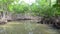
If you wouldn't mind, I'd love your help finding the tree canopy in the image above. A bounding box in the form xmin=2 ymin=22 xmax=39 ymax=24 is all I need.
xmin=0 ymin=0 xmax=60 ymax=17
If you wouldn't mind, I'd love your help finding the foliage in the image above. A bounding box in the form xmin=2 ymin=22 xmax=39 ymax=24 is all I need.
xmin=0 ymin=0 xmax=60 ymax=17
xmin=31 ymin=0 xmax=59 ymax=17
xmin=52 ymin=0 xmax=60 ymax=16
xmin=12 ymin=4 xmax=29 ymax=13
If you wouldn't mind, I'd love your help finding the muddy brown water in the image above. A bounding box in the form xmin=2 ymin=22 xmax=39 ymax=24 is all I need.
xmin=23 ymin=20 xmax=60 ymax=33
xmin=0 ymin=20 xmax=60 ymax=34
xmin=13 ymin=20 xmax=60 ymax=34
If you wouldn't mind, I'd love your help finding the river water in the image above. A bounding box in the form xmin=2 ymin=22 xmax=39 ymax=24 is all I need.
xmin=14 ymin=20 xmax=60 ymax=34
xmin=0 ymin=20 xmax=60 ymax=34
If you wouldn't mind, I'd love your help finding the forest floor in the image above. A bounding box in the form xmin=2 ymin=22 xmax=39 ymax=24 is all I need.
xmin=0 ymin=21 xmax=60 ymax=34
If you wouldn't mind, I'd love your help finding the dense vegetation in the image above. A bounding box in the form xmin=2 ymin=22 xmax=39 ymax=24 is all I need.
xmin=0 ymin=0 xmax=59 ymax=16
xmin=0 ymin=0 xmax=60 ymax=27
xmin=0 ymin=0 xmax=60 ymax=34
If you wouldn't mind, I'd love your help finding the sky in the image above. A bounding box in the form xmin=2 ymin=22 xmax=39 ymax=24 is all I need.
xmin=12 ymin=0 xmax=36 ymax=5
xmin=12 ymin=0 xmax=56 ymax=5
xmin=18 ymin=0 xmax=36 ymax=5
xmin=24 ymin=0 xmax=36 ymax=5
